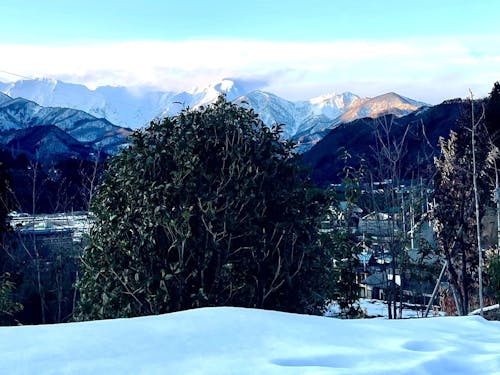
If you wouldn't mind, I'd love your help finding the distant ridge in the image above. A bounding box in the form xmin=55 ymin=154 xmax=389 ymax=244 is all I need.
xmin=302 ymin=100 xmax=465 ymax=186
xmin=0 ymin=94 xmax=131 ymax=162
xmin=1 ymin=78 xmax=428 ymax=147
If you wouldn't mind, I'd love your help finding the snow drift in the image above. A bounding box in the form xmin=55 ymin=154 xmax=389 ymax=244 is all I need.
xmin=0 ymin=307 xmax=498 ymax=374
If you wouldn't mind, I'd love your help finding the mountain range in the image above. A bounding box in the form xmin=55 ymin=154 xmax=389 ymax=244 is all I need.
xmin=0 ymin=92 xmax=131 ymax=162
xmin=0 ymin=78 xmax=465 ymax=213
xmin=0 ymin=78 xmax=427 ymax=151
xmin=302 ymin=99 xmax=465 ymax=186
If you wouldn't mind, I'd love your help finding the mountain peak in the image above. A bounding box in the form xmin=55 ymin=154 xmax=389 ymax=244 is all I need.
xmin=214 ymin=78 xmax=238 ymax=93
xmin=309 ymin=91 xmax=359 ymax=104
xmin=368 ymin=92 xmax=428 ymax=108
xmin=191 ymin=78 xmax=250 ymax=107
xmin=337 ymin=92 xmax=427 ymax=125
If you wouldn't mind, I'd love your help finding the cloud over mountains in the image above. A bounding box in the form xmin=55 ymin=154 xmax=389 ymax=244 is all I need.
xmin=1 ymin=35 xmax=498 ymax=103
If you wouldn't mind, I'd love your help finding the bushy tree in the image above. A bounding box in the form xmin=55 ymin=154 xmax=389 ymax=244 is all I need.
xmin=320 ymin=230 xmax=361 ymax=318
xmin=76 ymin=97 xmax=331 ymax=320
xmin=320 ymin=161 xmax=363 ymax=318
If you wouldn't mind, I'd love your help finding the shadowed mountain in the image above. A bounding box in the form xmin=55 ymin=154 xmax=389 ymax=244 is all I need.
xmin=302 ymin=100 xmax=466 ymax=186
xmin=0 ymin=94 xmax=131 ymax=156
xmin=4 ymin=125 xmax=96 ymax=164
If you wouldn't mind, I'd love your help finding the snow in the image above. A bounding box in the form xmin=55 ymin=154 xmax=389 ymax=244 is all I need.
xmin=324 ymin=299 xmax=445 ymax=319
xmin=469 ymin=304 xmax=500 ymax=316
xmin=0 ymin=307 xmax=498 ymax=374
xmin=0 ymin=78 xmax=426 ymax=142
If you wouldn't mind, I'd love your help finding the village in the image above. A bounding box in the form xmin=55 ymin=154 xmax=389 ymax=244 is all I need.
xmin=7 ymin=179 xmax=496 ymax=320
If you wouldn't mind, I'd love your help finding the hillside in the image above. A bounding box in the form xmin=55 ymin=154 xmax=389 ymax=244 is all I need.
xmin=4 ymin=125 xmax=95 ymax=163
xmin=0 ymin=93 xmax=131 ymax=157
xmin=302 ymin=100 xmax=466 ymax=186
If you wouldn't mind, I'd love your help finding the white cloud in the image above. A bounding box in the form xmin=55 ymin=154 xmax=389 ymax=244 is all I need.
xmin=0 ymin=36 xmax=498 ymax=102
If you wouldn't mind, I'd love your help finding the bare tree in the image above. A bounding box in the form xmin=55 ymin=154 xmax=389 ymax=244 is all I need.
xmin=433 ymin=101 xmax=491 ymax=315
xmin=367 ymin=116 xmax=409 ymax=319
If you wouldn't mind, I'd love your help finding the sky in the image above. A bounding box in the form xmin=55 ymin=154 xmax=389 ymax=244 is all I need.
xmin=0 ymin=0 xmax=499 ymax=103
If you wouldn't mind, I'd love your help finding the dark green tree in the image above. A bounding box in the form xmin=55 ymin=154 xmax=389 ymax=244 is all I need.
xmin=485 ymin=81 xmax=500 ymax=147
xmin=0 ymin=160 xmax=23 ymax=325
xmin=76 ymin=96 xmax=331 ymax=320
xmin=486 ymin=255 xmax=500 ymax=303
xmin=320 ymin=230 xmax=361 ymax=318
xmin=0 ymin=160 xmax=9 ymax=239
xmin=0 ymin=273 xmax=23 ymax=325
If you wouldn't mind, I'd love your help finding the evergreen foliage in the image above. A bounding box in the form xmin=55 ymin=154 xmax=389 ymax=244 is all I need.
xmin=0 ymin=160 xmax=9 ymax=237
xmin=320 ymin=230 xmax=361 ymax=317
xmin=485 ymin=81 xmax=500 ymax=147
xmin=486 ymin=255 xmax=500 ymax=303
xmin=0 ymin=273 xmax=23 ymax=325
xmin=319 ymin=158 xmax=363 ymax=319
xmin=0 ymin=164 xmax=22 ymax=325
xmin=76 ymin=97 xmax=331 ymax=320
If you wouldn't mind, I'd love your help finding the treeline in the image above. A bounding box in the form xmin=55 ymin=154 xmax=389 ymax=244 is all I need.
xmin=0 ymin=148 xmax=104 ymax=214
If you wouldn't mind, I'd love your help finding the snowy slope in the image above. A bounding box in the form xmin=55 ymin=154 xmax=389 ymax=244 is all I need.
xmin=1 ymin=78 xmax=427 ymax=146
xmin=1 ymin=78 xmax=176 ymax=129
xmin=0 ymin=307 xmax=498 ymax=375
xmin=234 ymin=91 xmax=307 ymax=138
xmin=0 ymin=92 xmax=11 ymax=105
xmin=234 ymin=91 xmax=363 ymax=139
xmin=338 ymin=92 xmax=428 ymax=124
xmin=293 ymin=92 xmax=429 ymax=151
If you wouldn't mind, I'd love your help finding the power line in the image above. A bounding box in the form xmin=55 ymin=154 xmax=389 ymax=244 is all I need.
xmin=0 ymin=69 xmax=33 ymax=80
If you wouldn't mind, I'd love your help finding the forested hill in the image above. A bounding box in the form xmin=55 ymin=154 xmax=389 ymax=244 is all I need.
xmin=301 ymin=99 xmax=470 ymax=186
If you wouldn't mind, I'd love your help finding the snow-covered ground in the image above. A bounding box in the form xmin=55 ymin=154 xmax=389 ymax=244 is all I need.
xmin=1 ymin=307 xmax=498 ymax=374
xmin=324 ymin=298 xmax=445 ymax=319
xmin=359 ymin=298 xmax=424 ymax=318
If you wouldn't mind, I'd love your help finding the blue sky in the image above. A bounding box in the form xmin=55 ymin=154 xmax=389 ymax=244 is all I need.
xmin=0 ymin=0 xmax=499 ymax=102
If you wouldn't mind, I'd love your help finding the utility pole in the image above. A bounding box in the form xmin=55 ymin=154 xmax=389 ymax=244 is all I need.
xmin=470 ymin=90 xmax=484 ymax=317
xmin=495 ymin=163 xmax=500 ymax=252
xmin=424 ymin=260 xmax=448 ymax=317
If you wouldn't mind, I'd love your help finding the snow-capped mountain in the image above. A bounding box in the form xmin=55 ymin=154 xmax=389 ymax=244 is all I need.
xmin=302 ymin=99 xmax=466 ymax=186
xmin=337 ymin=92 xmax=428 ymax=124
xmin=191 ymin=78 xmax=249 ymax=107
xmin=309 ymin=91 xmax=362 ymax=118
xmin=234 ymin=91 xmax=364 ymax=139
xmin=0 ymin=78 xmax=176 ymax=129
xmin=0 ymin=93 xmax=131 ymax=155
xmin=293 ymin=92 xmax=428 ymax=151
xmin=0 ymin=78 xmax=427 ymax=149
